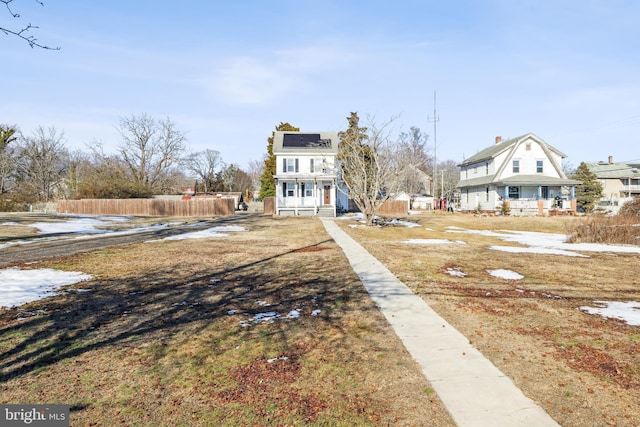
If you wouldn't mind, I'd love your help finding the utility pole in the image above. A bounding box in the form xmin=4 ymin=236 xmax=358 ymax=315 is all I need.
xmin=427 ymin=91 xmax=439 ymax=198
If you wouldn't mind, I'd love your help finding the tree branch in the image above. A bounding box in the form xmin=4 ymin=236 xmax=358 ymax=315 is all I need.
xmin=1 ymin=0 xmax=60 ymax=50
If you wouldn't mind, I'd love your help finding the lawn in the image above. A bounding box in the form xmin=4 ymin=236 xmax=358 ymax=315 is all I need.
xmin=0 ymin=215 xmax=453 ymax=426
xmin=336 ymin=212 xmax=640 ymax=427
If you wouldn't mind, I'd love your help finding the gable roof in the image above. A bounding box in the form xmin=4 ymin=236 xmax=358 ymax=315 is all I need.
xmin=459 ymin=133 xmax=567 ymax=167
xmin=457 ymin=133 xmax=579 ymax=188
xmin=586 ymin=161 xmax=640 ymax=178
xmin=273 ymin=131 xmax=338 ymax=155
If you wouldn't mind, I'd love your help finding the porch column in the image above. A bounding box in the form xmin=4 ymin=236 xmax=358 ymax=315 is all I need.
xmin=570 ymin=185 xmax=577 ymax=214
xmin=537 ymin=185 xmax=542 ymax=200
xmin=294 ymin=180 xmax=299 ymax=215
xmin=504 ymin=185 xmax=510 ymax=200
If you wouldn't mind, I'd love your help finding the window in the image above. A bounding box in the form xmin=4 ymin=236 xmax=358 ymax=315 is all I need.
xmin=536 ymin=160 xmax=543 ymax=173
xmin=282 ymin=182 xmax=294 ymax=197
xmin=283 ymin=158 xmax=299 ymax=173
xmin=485 ymin=163 xmax=489 ymax=175
xmin=512 ymin=160 xmax=520 ymax=173
xmin=305 ymin=183 xmax=313 ymax=197
xmin=508 ymin=186 xmax=520 ymax=199
xmin=526 ymin=143 xmax=531 ymax=151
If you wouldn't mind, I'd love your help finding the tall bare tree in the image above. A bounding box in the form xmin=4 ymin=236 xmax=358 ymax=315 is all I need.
xmin=0 ymin=143 xmax=14 ymax=193
xmin=116 ymin=114 xmax=187 ymax=193
xmin=15 ymin=126 xmax=68 ymax=201
xmin=1 ymin=0 xmax=60 ymax=49
xmin=338 ymin=112 xmax=402 ymax=226
xmin=395 ymin=126 xmax=432 ymax=194
xmin=184 ymin=149 xmax=223 ymax=193
xmin=0 ymin=124 xmax=18 ymax=193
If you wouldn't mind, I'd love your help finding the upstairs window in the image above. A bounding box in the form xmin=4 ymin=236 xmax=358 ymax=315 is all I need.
xmin=536 ymin=160 xmax=543 ymax=173
xmin=512 ymin=160 xmax=520 ymax=173
xmin=283 ymin=158 xmax=299 ymax=173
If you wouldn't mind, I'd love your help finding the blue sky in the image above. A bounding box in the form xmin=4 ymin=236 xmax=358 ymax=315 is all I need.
xmin=2 ymin=0 xmax=639 ymax=170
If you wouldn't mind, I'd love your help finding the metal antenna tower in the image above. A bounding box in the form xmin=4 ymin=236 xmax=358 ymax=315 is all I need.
xmin=426 ymin=91 xmax=440 ymax=198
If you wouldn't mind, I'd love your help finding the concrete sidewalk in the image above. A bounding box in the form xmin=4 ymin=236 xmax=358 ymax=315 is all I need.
xmin=322 ymin=219 xmax=560 ymax=427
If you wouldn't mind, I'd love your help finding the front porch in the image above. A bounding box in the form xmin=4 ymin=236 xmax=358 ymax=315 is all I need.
xmin=505 ymin=198 xmax=577 ymax=216
xmin=274 ymin=177 xmax=338 ymax=217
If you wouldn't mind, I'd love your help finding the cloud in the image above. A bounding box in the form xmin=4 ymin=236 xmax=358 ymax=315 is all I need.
xmin=201 ymin=44 xmax=359 ymax=106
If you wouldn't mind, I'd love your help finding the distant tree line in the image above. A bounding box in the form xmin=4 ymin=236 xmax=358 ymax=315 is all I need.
xmin=0 ymin=115 xmax=260 ymax=211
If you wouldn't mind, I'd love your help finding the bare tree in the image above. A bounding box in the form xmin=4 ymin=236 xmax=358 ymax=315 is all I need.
xmin=183 ymin=149 xmax=223 ymax=193
xmin=15 ymin=126 xmax=68 ymax=201
xmin=395 ymin=126 xmax=432 ymax=194
xmin=338 ymin=112 xmax=402 ymax=226
xmin=246 ymin=157 xmax=264 ymax=198
xmin=116 ymin=114 xmax=187 ymax=193
xmin=0 ymin=124 xmax=18 ymax=193
xmin=0 ymin=144 xmax=15 ymax=193
xmin=1 ymin=0 xmax=59 ymax=50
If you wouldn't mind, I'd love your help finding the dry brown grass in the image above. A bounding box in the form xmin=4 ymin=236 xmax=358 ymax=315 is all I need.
xmin=567 ymin=214 xmax=640 ymax=245
xmin=0 ymin=215 xmax=453 ymax=426
xmin=339 ymin=211 xmax=640 ymax=427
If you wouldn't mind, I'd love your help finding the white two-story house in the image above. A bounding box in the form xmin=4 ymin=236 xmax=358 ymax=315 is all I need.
xmin=272 ymin=131 xmax=349 ymax=217
xmin=457 ymin=133 xmax=581 ymax=216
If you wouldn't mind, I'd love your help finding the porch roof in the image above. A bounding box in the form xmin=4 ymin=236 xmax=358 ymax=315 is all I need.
xmin=274 ymin=174 xmax=336 ymax=180
xmin=498 ymin=175 xmax=581 ymax=186
xmin=457 ymin=174 xmax=581 ymax=189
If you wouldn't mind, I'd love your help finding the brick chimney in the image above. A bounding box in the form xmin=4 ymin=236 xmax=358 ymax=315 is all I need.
xmin=608 ymin=155 xmax=613 ymax=164
xmin=495 ymin=136 xmax=502 ymax=145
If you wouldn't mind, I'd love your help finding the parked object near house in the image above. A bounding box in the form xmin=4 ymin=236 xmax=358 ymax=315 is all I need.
xmin=586 ymin=156 xmax=640 ymax=214
xmin=272 ymin=131 xmax=348 ymax=217
xmin=457 ymin=134 xmax=581 ymax=216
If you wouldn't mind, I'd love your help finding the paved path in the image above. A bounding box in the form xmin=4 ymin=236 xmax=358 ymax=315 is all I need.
xmin=322 ymin=219 xmax=560 ymax=427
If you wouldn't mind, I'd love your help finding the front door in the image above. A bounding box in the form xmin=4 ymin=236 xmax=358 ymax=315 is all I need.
xmin=323 ymin=185 xmax=331 ymax=205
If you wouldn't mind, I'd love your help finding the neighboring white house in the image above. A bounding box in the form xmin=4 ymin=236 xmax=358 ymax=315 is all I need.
xmin=457 ymin=134 xmax=581 ymax=216
xmin=586 ymin=156 xmax=639 ymax=214
xmin=272 ymin=131 xmax=349 ymax=217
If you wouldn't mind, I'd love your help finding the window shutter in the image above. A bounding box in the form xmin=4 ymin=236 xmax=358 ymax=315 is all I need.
xmin=295 ymin=158 xmax=299 ymax=172
xmin=282 ymin=182 xmax=287 ymax=197
xmin=283 ymin=158 xmax=286 ymax=173
xmin=310 ymin=158 xmax=314 ymax=173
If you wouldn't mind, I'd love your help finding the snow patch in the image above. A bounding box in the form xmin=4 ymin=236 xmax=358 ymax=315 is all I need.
xmin=579 ymin=301 xmax=640 ymax=326
xmin=0 ymin=267 xmax=93 ymax=308
xmin=487 ymin=269 xmax=524 ymax=280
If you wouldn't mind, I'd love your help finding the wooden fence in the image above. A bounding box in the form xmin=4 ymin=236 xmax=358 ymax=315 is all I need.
xmin=263 ymin=197 xmax=275 ymax=215
xmin=347 ymin=199 xmax=409 ymax=217
xmin=58 ymin=198 xmax=235 ymax=217
xmin=377 ymin=199 xmax=409 ymax=216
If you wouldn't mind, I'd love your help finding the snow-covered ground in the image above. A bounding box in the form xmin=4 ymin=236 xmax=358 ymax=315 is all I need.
xmin=0 ymin=215 xmax=245 ymax=309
